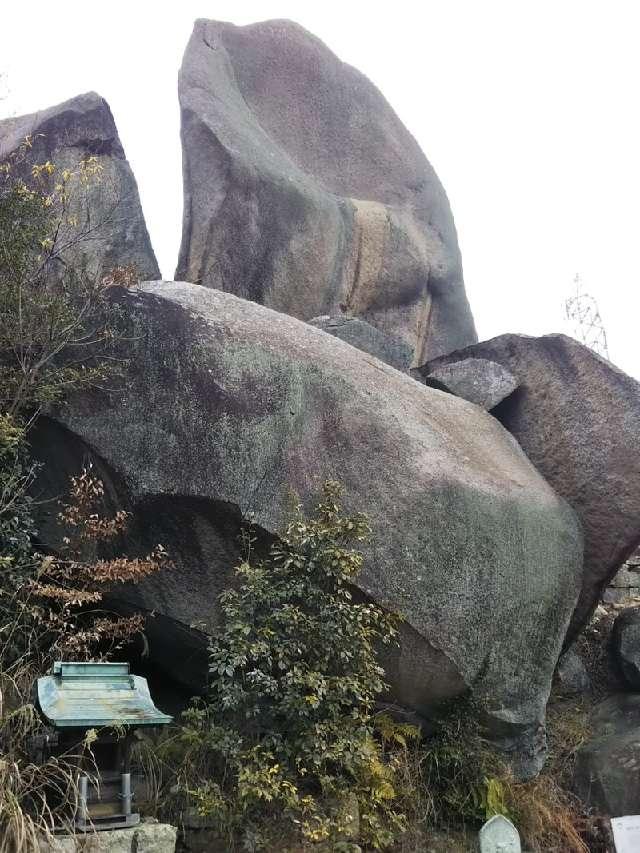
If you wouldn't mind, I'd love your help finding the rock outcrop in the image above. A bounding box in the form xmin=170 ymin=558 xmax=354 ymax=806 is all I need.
xmin=555 ymin=647 xmax=591 ymax=696
xmin=418 ymin=334 xmax=640 ymax=640
xmin=0 ymin=92 xmax=160 ymax=281
xmin=176 ymin=19 xmax=477 ymax=366
xmin=574 ymin=694 xmax=640 ymax=816
xmin=35 ymin=281 xmax=582 ymax=777
xmin=611 ymin=607 xmax=640 ymax=689
xmin=603 ymin=549 xmax=640 ymax=604
xmin=309 ymin=316 xmax=413 ymax=371
xmin=421 ymin=357 xmax=519 ymax=411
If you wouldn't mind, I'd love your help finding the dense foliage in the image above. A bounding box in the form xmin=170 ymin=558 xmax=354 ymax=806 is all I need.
xmin=173 ymin=482 xmax=415 ymax=850
xmin=0 ymin=140 xmax=151 ymax=675
xmin=0 ymin=141 xmax=164 ymax=850
xmin=0 ymin=146 xmax=133 ymax=417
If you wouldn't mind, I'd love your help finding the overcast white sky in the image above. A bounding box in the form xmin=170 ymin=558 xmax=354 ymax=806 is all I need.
xmin=2 ymin=1 xmax=639 ymax=378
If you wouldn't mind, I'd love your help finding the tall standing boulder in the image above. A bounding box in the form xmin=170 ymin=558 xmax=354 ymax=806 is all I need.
xmin=418 ymin=334 xmax=640 ymax=640
xmin=0 ymin=92 xmax=160 ymax=280
xmin=37 ymin=281 xmax=582 ymax=777
xmin=176 ymin=19 xmax=477 ymax=365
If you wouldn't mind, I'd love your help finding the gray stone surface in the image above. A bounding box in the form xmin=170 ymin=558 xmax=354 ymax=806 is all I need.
xmin=556 ymin=647 xmax=591 ymax=695
xmin=627 ymin=547 xmax=640 ymax=570
xmin=39 ymin=821 xmax=176 ymax=852
xmin=603 ymin=587 xmax=640 ymax=604
xmin=479 ymin=815 xmax=521 ymax=853
xmin=176 ymin=19 xmax=477 ymax=365
xmin=0 ymin=92 xmax=160 ymax=281
xmin=420 ymin=357 xmax=519 ymax=410
xmin=309 ymin=315 xmax=413 ymax=371
xmin=39 ymin=282 xmax=582 ymax=777
xmin=612 ymin=607 xmax=640 ymax=689
xmin=611 ymin=567 xmax=640 ymax=588
xmin=420 ymin=333 xmax=640 ymax=641
xmin=574 ymin=694 xmax=640 ymax=816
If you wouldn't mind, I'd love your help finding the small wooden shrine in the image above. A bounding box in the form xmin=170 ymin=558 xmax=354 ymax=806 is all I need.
xmin=37 ymin=661 xmax=172 ymax=830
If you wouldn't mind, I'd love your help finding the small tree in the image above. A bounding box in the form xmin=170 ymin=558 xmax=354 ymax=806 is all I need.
xmin=25 ymin=464 xmax=168 ymax=663
xmin=0 ymin=139 xmax=144 ymax=673
xmin=0 ymin=134 xmax=167 ymax=853
xmin=0 ymin=144 xmax=133 ymax=417
xmin=176 ymin=482 xmax=411 ymax=849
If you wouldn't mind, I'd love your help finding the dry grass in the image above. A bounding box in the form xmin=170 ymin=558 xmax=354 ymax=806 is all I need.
xmin=385 ymin=696 xmax=601 ymax=853
xmin=510 ymin=774 xmax=588 ymax=853
xmin=0 ymin=755 xmax=80 ymax=853
xmin=0 ymin=668 xmax=107 ymax=853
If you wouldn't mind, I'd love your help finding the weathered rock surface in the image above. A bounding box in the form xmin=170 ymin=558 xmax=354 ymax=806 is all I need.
xmin=0 ymin=92 xmax=160 ymax=281
xmin=39 ymin=820 xmax=177 ymax=852
xmin=36 ymin=282 xmax=582 ymax=776
xmin=309 ymin=316 xmax=413 ymax=371
xmin=420 ymin=357 xmax=519 ymax=410
xmin=574 ymin=694 xmax=640 ymax=816
xmin=611 ymin=607 xmax=640 ymax=689
xmin=419 ymin=334 xmax=640 ymax=640
xmin=555 ymin=647 xmax=591 ymax=696
xmin=176 ymin=19 xmax=477 ymax=365
xmin=603 ymin=551 xmax=640 ymax=603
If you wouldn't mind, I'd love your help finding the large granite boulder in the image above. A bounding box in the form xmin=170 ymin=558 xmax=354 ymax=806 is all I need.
xmin=34 ymin=282 xmax=582 ymax=776
xmin=0 ymin=92 xmax=160 ymax=281
xmin=175 ymin=19 xmax=477 ymax=366
xmin=574 ymin=694 xmax=640 ymax=816
xmin=418 ymin=334 xmax=640 ymax=640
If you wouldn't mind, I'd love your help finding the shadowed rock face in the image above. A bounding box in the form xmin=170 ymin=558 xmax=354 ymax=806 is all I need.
xmin=41 ymin=281 xmax=582 ymax=777
xmin=176 ymin=19 xmax=477 ymax=365
xmin=611 ymin=608 xmax=640 ymax=690
xmin=574 ymin=694 xmax=640 ymax=816
xmin=0 ymin=92 xmax=160 ymax=280
xmin=420 ymin=334 xmax=640 ymax=641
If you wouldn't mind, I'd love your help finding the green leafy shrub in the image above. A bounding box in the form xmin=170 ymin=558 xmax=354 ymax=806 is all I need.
xmin=0 ymin=141 xmax=149 ymax=680
xmin=172 ymin=482 xmax=413 ymax=850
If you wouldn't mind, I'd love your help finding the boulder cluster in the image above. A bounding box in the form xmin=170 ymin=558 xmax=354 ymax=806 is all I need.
xmin=3 ymin=19 xmax=639 ymax=781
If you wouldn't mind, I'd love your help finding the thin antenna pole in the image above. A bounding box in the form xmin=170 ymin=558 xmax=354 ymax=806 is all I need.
xmin=564 ymin=273 xmax=610 ymax=358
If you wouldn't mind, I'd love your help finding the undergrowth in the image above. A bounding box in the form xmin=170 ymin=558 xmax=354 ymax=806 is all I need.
xmin=156 ymin=482 xmax=415 ymax=851
xmin=133 ymin=485 xmax=600 ymax=852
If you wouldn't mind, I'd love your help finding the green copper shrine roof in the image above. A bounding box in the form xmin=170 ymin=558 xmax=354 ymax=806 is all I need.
xmin=37 ymin=662 xmax=173 ymax=728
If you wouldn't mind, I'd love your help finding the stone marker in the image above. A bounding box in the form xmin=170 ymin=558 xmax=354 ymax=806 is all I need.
xmin=479 ymin=814 xmax=521 ymax=853
xmin=611 ymin=815 xmax=640 ymax=852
